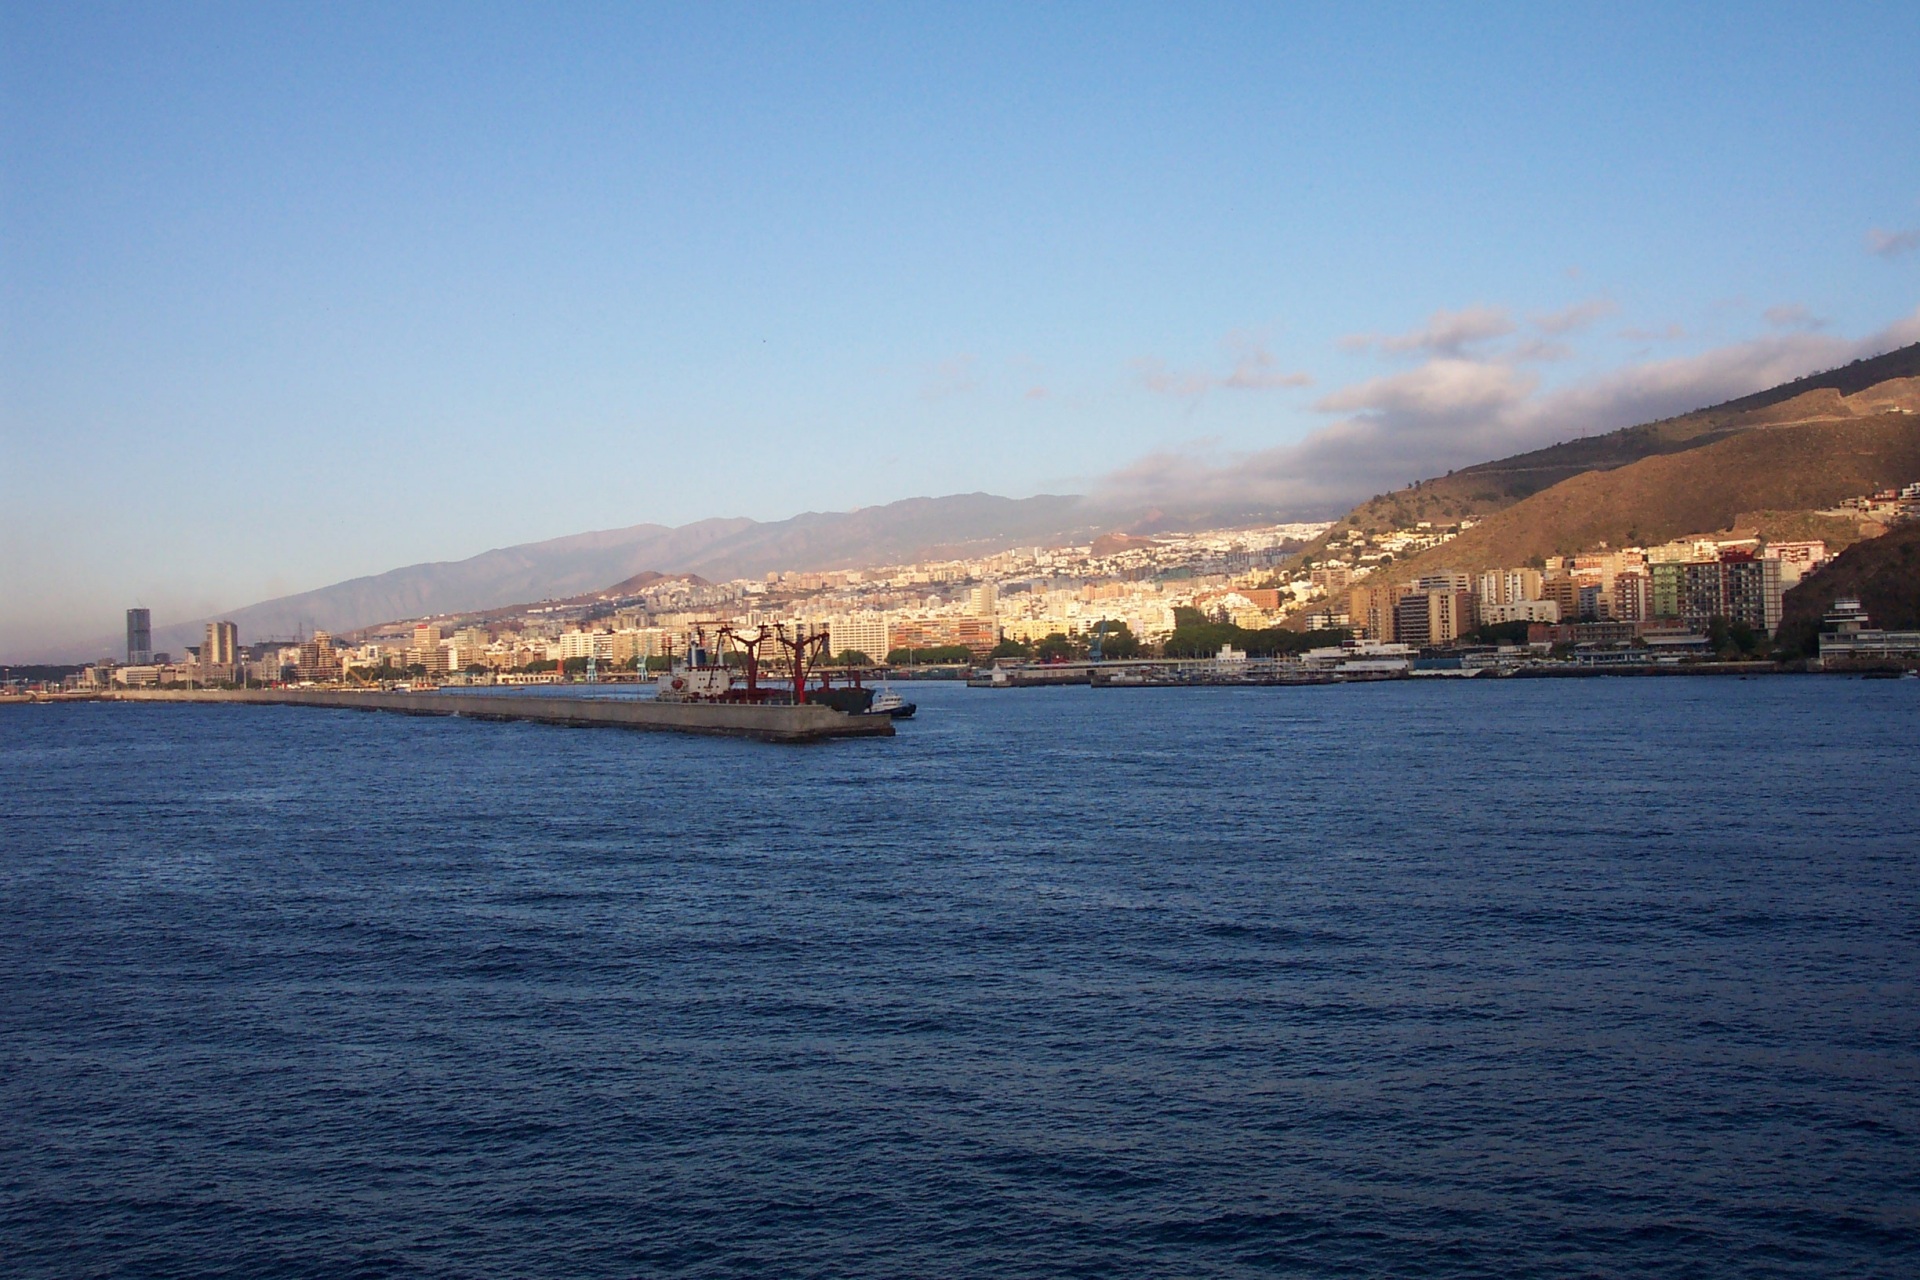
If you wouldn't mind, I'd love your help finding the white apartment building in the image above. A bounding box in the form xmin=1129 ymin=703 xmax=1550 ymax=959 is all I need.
xmin=825 ymin=614 xmax=890 ymax=659
xmin=1475 ymin=569 xmax=1544 ymax=606
xmin=555 ymin=630 xmax=615 ymax=662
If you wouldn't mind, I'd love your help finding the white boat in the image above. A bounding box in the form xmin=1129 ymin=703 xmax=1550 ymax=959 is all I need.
xmin=868 ymin=683 xmax=916 ymax=718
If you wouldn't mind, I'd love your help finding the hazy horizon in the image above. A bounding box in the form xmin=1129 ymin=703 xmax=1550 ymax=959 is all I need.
xmin=5 ymin=3 xmax=1918 ymax=660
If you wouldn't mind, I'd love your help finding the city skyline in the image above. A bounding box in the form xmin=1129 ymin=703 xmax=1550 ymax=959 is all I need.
xmin=5 ymin=4 xmax=1919 ymax=660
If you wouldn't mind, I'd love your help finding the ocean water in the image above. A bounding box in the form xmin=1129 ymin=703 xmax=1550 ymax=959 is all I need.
xmin=3 ymin=679 xmax=1917 ymax=1278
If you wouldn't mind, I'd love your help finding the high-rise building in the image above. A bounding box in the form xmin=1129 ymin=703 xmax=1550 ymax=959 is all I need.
xmin=126 ymin=608 xmax=151 ymax=665
xmin=1543 ymin=576 xmax=1584 ymax=620
xmin=1610 ymin=572 xmax=1651 ymax=623
xmin=295 ymin=631 xmax=341 ymax=681
xmin=966 ymin=583 xmax=999 ymax=618
xmin=1393 ymin=589 xmax=1474 ymax=647
xmin=1474 ymin=569 xmax=1543 ymax=607
xmin=826 ymin=614 xmax=890 ymax=661
xmin=1414 ymin=570 xmax=1473 ymax=594
xmin=204 ymin=621 xmax=238 ymax=665
xmin=1349 ymin=583 xmax=1411 ymax=642
xmin=1649 ymin=552 xmax=1782 ymax=632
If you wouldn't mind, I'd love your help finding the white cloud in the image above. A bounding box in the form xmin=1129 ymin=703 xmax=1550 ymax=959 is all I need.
xmin=1529 ymin=297 xmax=1618 ymax=335
xmin=1509 ymin=338 xmax=1575 ymax=363
xmin=1135 ymin=335 xmax=1311 ymax=398
xmin=1221 ymin=337 xmax=1315 ymax=390
xmin=1619 ymin=323 xmax=1686 ymax=343
xmin=1314 ymin=359 xmax=1534 ymax=420
xmin=1342 ymin=305 xmax=1515 ymax=357
xmin=1133 ymin=357 xmax=1214 ymax=397
xmin=1763 ymin=303 xmax=1823 ymax=331
xmin=1097 ymin=306 xmax=1920 ymax=517
xmin=1866 ymin=227 xmax=1920 ymax=259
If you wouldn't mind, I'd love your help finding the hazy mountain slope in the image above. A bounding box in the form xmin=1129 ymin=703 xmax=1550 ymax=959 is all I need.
xmin=1320 ymin=343 xmax=1920 ymax=539
xmin=144 ymin=493 xmax=1090 ymax=654
xmin=659 ymin=493 xmax=1097 ymax=582
xmin=1365 ymin=414 xmax=1920 ymax=584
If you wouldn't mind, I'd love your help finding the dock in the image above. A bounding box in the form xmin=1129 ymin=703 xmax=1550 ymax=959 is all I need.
xmin=103 ymin=688 xmax=894 ymax=742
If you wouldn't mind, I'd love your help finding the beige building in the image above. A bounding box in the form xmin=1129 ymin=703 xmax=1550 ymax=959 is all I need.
xmin=1764 ymin=540 xmax=1829 ymax=586
xmin=1393 ymin=589 xmax=1474 ymax=646
xmin=826 ymin=614 xmax=890 ymax=660
xmin=202 ymin=620 xmax=239 ymax=680
xmin=1474 ymin=568 xmax=1543 ymax=607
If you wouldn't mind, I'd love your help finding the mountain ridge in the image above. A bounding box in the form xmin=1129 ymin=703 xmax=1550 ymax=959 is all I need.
xmin=130 ymin=492 xmax=1102 ymax=659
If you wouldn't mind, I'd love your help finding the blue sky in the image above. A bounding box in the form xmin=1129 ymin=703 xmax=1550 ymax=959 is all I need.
xmin=4 ymin=2 xmax=1918 ymax=658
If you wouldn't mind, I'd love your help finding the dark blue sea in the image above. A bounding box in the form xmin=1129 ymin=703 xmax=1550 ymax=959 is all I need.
xmin=4 ymin=679 xmax=1918 ymax=1278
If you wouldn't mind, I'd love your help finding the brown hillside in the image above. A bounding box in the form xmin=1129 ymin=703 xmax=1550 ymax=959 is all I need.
xmin=1367 ymin=414 xmax=1920 ymax=584
xmin=1303 ymin=344 xmax=1920 ymax=549
xmin=1845 ymin=377 xmax=1920 ymax=415
xmin=1776 ymin=523 xmax=1920 ymax=656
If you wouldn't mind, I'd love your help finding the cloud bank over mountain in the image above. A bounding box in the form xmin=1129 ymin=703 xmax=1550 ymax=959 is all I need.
xmin=1096 ymin=305 xmax=1920 ymax=516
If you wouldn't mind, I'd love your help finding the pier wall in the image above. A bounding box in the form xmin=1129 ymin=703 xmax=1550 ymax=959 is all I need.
xmin=106 ymin=689 xmax=893 ymax=742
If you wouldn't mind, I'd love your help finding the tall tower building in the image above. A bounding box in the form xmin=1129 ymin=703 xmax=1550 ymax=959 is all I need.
xmin=204 ymin=621 xmax=239 ymax=677
xmin=126 ymin=608 xmax=152 ymax=665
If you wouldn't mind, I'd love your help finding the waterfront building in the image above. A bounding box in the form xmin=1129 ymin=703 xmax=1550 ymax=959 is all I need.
xmin=609 ymin=628 xmax=670 ymax=665
xmin=888 ymin=616 xmax=996 ymax=657
xmin=1542 ymin=576 xmax=1583 ymax=620
xmin=825 ymin=613 xmax=890 ymax=660
xmin=1349 ymin=583 xmax=1410 ymax=642
xmin=1474 ymin=569 xmax=1543 ymax=608
xmin=1815 ymin=598 xmax=1920 ymax=669
xmin=298 ymin=631 xmax=341 ymax=681
xmin=201 ymin=620 xmax=239 ymax=682
xmin=1480 ymin=599 xmax=1560 ymax=625
xmin=555 ymin=630 xmax=610 ymax=662
xmin=1649 ymin=551 xmax=1782 ymax=632
xmin=1610 ymin=571 xmax=1651 ymax=623
xmin=126 ymin=608 xmax=151 ymax=665
xmin=204 ymin=620 xmax=238 ymax=666
xmin=1393 ymin=588 xmax=1473 ymax=647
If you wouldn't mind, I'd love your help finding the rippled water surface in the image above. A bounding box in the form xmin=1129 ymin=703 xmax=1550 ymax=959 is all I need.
xmin=4 ymin=679 xmax=1918 ymax=1277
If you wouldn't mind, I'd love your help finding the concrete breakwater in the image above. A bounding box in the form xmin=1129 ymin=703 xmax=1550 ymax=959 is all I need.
xmin=106 ymin=689 xmax=894 ymax=742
